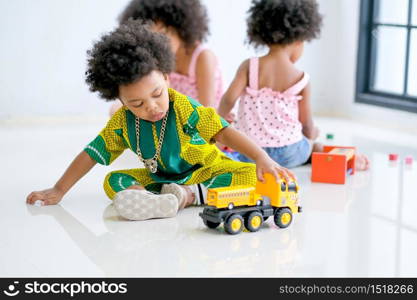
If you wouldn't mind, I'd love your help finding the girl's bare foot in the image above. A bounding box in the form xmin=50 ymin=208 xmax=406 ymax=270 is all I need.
xmin=355 ymin=154 xmax=370 ymax=171
xmin=312 ymin=142 xmax=323 ymax=153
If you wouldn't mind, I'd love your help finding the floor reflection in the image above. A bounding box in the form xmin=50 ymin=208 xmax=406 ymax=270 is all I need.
xmin=26 ymin=203 xmax=305 ymax=277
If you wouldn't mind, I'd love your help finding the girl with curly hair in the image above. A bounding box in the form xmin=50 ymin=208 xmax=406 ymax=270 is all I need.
xmin=26 ymin=21 xmax=294 ymax=221
xmin=109 ymin=0 xmax=223 ymax=116
xmin=218 ymin=0 xmax=369 ymax=170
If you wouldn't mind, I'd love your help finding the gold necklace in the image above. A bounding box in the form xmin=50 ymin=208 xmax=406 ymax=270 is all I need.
xmin=135 ymin=111 xmax=168 ymax=173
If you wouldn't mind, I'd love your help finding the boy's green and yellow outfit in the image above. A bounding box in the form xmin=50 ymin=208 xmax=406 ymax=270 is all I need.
xmin=84 ymin=88 xmax=257 ymax=200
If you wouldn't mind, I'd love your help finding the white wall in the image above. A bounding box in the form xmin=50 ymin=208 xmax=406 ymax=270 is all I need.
xmin=1 ymin=0 xmax=416 ymax=131
xmin=202 ymin=0 xmax=263 ymax=86
xmin=0 ymin=0 xmax=130 ymax=119
xmin=1 ymin=0 xmax=257 ymax=120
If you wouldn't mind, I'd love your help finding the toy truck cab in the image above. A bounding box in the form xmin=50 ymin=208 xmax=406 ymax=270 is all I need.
xmin=256 ymin=173 xmax=302 ymax=228
xmin=256 ymin=173 xmax=301 ymax=213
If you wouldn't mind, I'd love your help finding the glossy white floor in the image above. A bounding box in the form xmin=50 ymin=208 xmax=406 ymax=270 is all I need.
xmin=1 ymin=116 xmax=417 ymax=277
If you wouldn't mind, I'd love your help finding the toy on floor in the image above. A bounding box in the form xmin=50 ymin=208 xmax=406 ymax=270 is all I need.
xmin=404 ymin=155 xmax=413 ymax=165
xmin=326 ymin=133 xmax=334 ymax=140
xmin=199 ymin=173 xmax=301 ymax=235
xmin=389 ymin=153 xmax=399 ymax=162
xmin=311 ymin=145 xmax=356 ymax=184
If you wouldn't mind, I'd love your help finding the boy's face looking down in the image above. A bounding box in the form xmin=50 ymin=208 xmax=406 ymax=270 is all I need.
xmin=118 ymin=70 xmax=170 ymax=122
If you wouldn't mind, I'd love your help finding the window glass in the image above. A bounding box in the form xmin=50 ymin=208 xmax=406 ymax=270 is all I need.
xmin=377 ymin=0 xmax=409 ymax=25
xmin=372 ymin=26 xmax=407 ymax=94
xmin=412 ymin=0 xmax=417 ymax=25
xmin=408 ymin=29 xmax=417 ymax=96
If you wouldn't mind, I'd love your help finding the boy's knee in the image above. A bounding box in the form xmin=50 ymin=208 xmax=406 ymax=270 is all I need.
xmin=103 ymin=172 xmax=115 ymax=200
xmin=103 ymin=171 xmax=142 ymax=200
xmin=103 ymin=171 xmax=115 ymax=190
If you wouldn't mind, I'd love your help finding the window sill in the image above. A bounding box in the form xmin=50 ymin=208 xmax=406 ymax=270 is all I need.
xmin=356 ymin=92 xmax=417 ymax=113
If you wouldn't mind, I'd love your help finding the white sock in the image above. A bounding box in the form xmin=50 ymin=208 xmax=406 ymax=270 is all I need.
xmin=188 ymin=184 xmax=208 ymax=205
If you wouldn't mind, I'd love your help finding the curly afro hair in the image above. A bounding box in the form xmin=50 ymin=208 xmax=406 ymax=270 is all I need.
xmin=118 ymin=0 xmax=209 ymax=49
xmin=247 ymin=0 xmax=322 ymax=48
xmin=85 ymin=20 xmax=175 ymax=101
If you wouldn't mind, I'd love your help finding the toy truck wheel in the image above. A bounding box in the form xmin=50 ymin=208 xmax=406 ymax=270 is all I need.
xmin=244 ymin=211 xmax=263 ymax=232
xmin=224 ymin=214 xmax=244 ymax=235
xmin=274 ymin=208 xmax=293 ymax=228
xmin=203 ymin=219 xmax=220 ymax=229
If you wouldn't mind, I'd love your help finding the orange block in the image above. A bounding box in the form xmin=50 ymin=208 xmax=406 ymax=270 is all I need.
xmin=311 ymin=146 xmax=356 ymax=184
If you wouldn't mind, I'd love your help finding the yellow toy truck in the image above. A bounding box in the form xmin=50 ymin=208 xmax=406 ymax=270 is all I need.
xmin=199 ymin=173 xmax=302 ymax=234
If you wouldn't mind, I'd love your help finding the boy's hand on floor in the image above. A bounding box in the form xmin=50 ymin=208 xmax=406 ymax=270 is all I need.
xmin=26 ymin=187 xmax=65 ymax=206
xmin=255 ymin=154 xmax=296 ymax=183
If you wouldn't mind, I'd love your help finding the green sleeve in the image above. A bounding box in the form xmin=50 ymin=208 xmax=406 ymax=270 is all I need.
xmin=195 ymin=105 xmax=229 ymax=144
xmin=84 ymin=110 xmax=128 ymax=165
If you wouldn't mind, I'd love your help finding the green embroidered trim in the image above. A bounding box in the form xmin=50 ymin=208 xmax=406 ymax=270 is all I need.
xmin=84 ymin=135 xmax=110 ymax=165
xmin=202 ymin=173 xmax=233 ymax=188
xmin=182 ymin=106 xmax=206 ymax=145
xmin=183 ymin=110 xmax=199 ymax=135
xmin=189 ymin=132 xmax=206 ymax=145
xmin=108 ymin=173 xmax=138 ymax=193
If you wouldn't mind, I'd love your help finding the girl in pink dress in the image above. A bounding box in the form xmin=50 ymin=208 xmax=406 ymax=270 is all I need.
xmin=109 ymin=0 xmax=223 ymax=116
xmin=218 ymin=0 xmax=369 ymax=170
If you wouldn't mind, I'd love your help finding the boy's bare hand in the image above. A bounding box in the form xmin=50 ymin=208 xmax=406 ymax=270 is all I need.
xmin=255 ymin=154 xmax=295 ymax=183
xmin=26 ymin=187 xmax=65 ymax=206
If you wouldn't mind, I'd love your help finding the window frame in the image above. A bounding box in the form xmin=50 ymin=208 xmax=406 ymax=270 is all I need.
xmin=356 ymin=0 xmax=417 ymax=113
